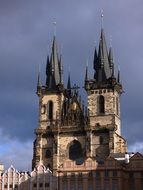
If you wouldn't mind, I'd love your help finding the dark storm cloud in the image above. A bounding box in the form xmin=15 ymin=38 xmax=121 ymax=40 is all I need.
xmin=0 ymin=0 xmax=143 ymax=169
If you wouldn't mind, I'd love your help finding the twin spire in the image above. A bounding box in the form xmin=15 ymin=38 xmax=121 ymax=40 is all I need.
xmin=46 ymin=36 xmax=63 ymax=91
xmin=37 ymin=23 xmax=121 ymax=94
xmin=93 ymin=29 xmax=115 ymax=83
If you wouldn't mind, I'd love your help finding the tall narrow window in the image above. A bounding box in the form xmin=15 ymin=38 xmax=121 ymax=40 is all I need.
xmin=100 ymin=136 xmax=104 ymax=145
xmin=116 ymin=97 xmax=119 ymax=115
xmin=48 ymin=101 xmax=53 ymax=120
xmin=98 ymin=95 xmax=105 ymax=114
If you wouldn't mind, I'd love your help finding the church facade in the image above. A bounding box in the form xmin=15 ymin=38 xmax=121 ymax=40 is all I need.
xmin=32 ymin=28 xmax=127 ymax=173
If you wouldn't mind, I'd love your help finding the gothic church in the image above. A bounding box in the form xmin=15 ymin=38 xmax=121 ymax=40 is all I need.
xmin=32 ymin=28 xmax=127 ymax=174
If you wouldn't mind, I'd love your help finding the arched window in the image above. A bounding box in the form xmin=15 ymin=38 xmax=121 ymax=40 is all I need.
xmin=47 ymin=101 xmax=53 ymax=120
xmin=98 ymin=95 xmax=105 ymax=114
xmin=69 ymin=140 xmax=83 ymax=161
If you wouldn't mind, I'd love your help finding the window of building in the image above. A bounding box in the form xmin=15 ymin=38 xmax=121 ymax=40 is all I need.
xmin=69 ymin=140 xmax=83 ymax=161
xmin=88 ymin=171 xmax=92 ymax=178
xmin=104 ymin=170 xmax=109 ymax=177
xmin=104 ymin=179 xmax=110 ymax=190
xmin=88 ymin=180 xmax=93 ymax=190
xmin=78 ymin=181 xmax=83 ymax=190
xmin=95 ymin=179 xmax=101 ymax=190
xmin=129 ymin=179 xmax=135 ymax=190
xmin=47 ymin=101 xmax=53 ymax=119
xmin=63 ymin=179 xmax=67 ymax=190
xmin=4 ymin=185 xmax=7 ymax=188
xmin=113 ymin=170 xmax=118 ymax=177
xmin=112 ymin=179 xmax=118 ymax=190
xmin=70 ymin=182 xmax=75 ymax=190
xmin=98 ymin=95 xmax=105 ymax=114
xmin=116 ymin=97 xmax=119 ymax=115
xmin=33 ymin=183 xmax=37 ymax=188
xmin=95 ymin=171 xmax=100 ymax=178
xmin=100 ymin=136 xmax=103 ymax=145
xmin=108 ymin=160 xmax=113 ymax=167
xmin=9 ymin=184 xmax=13 ymax=188
xmin=15 ymin=184 xmax=18 ymax=188
xmin=45 ymin=183 xmax=49 ymax=187
xmin=39 ymin=183 xmax=43 ymax=188
xmin=45 ymin=149 xmax=51 ymax=158
xmin=129 ymin=173 xmax=134 ymax=178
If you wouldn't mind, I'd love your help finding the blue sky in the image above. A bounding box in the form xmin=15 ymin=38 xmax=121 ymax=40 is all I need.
xmin=0 ymin=0 xmax=143 ymax=170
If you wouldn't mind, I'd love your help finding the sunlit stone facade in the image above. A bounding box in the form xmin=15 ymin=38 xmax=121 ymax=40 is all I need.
xmin=1 ymin=153 xmax=143 ymax=190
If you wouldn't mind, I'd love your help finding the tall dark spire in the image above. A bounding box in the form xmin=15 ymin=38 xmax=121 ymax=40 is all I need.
xmin=46 ymin=36 xmax=62 ymax=91
xmin=94 ymin=29 xmax=111 ymax=82
xmin=50 ymin=36 xmax=60 ymax=84
xmin=99 ymin=29 xmax=111 ymax=78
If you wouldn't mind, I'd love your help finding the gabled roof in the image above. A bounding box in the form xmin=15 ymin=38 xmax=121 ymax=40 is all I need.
xmin=129 ymin=152 xmax=143 ymax=160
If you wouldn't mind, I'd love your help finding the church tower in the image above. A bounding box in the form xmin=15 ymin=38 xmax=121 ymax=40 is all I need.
xmin=84 ymin=28 xmax=127 ymax=158
xmin=32 ymin=36 xmax=65 ymax=170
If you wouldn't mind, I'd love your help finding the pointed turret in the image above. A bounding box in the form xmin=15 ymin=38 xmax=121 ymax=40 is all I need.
xmin=46 ymin=36 xmax=62 ymax=91
xmin=93 ymin=47 xmax=98 ymax=70
xmin=37 ymin=72 xmax=42 ymax=96
xmin=59 ymin=55 xmax=63 ymax=84
xmin=67 ymin=72 xmax=71 ymax=98
xmin=85 ymin=65 xmax=88 ymax=81
xmin=46 ymin=56 xmax=50 ymax=86
xmin=117 ymin=69 xmax=120 ymax=83
xmin=109 ymin=47 xmax=114 ymax=77
xmin=67 ymin=73 xmax=71 ymax=89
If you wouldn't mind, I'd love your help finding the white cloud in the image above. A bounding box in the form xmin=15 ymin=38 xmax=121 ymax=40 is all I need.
xmin=0 ymin=129 xmax=32 ymax=171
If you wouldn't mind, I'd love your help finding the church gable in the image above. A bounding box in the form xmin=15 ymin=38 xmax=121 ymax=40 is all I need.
xmin=61 ymin=94 xmax=86 ymax=126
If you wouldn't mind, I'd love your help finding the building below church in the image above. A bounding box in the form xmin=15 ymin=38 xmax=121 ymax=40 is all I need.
xmin=1 ymin=152 xmax=143 ymax=190
xmin=0 ymin=164 xmax=4 ymax=177
xmin=0 ymin=24 xmax=143 ymax=190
